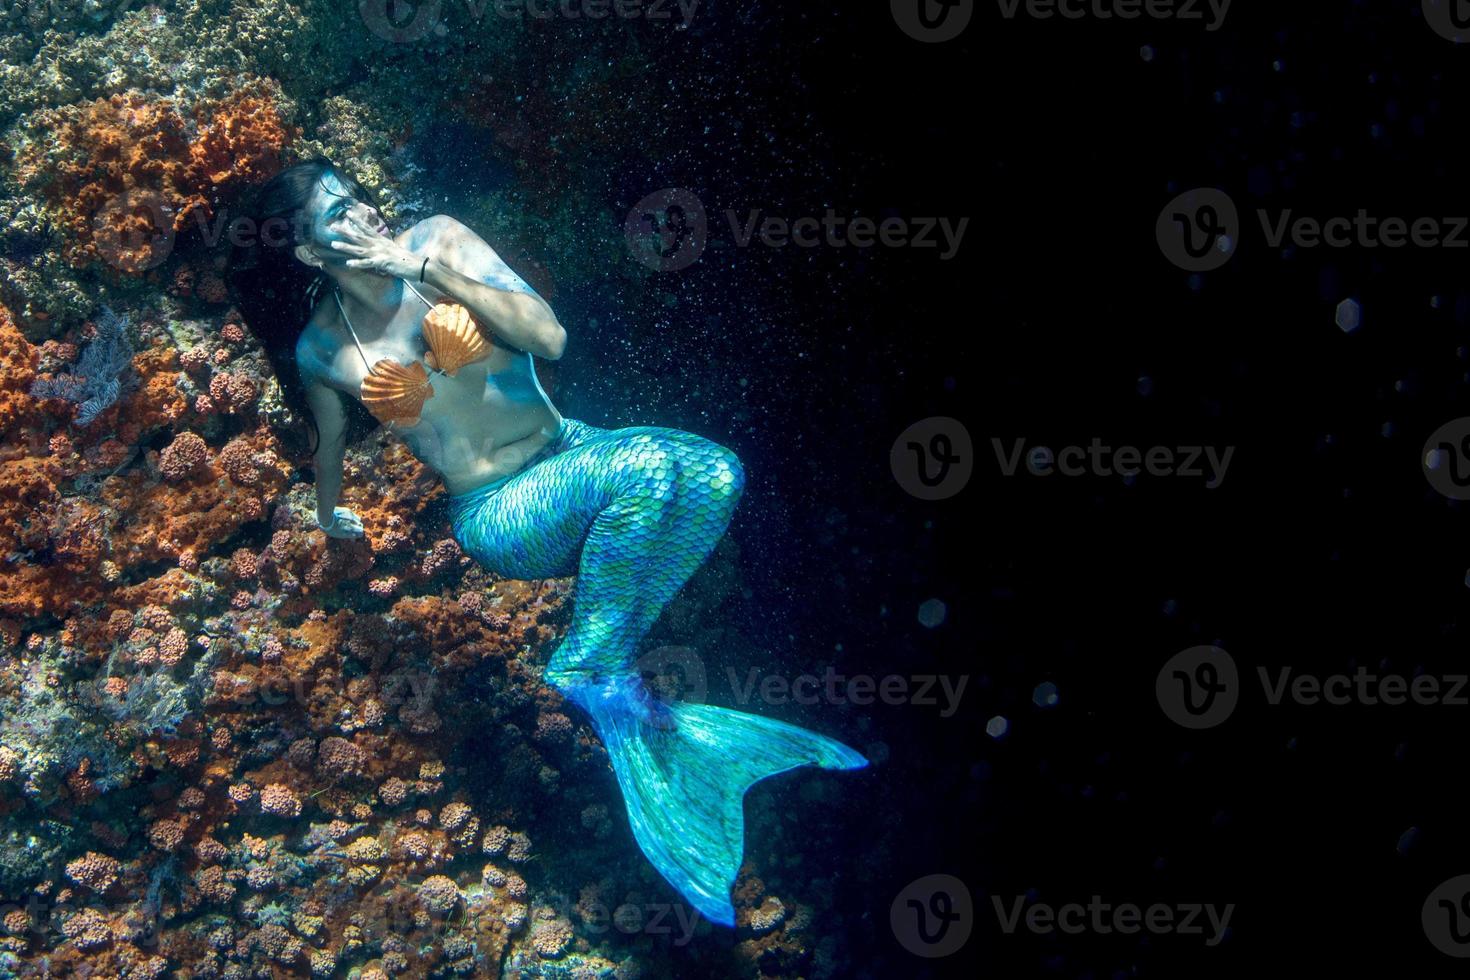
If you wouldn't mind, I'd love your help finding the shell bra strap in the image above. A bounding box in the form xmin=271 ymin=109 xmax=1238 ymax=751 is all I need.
xmin=333 ymin=277 xmax=436 ymax=374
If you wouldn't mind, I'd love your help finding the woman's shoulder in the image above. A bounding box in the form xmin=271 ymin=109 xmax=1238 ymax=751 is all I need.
xmin=295 ymin=304 xmax=344 ymax=386
xmin=399 ymin=214 xmax=463 ymax=252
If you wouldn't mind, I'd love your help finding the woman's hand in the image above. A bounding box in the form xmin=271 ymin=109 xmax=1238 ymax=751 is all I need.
xmin=329 ymin=215 xmax=423 ymax=280
xmin=319 ymin=506 xmax=365 ymax=539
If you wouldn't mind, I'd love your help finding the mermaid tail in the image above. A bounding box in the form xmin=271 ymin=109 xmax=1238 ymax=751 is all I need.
xmin=563 ymin=676 xmax=866 ymax=924
xmin=449 ymin=419 xmax=868 ymax=924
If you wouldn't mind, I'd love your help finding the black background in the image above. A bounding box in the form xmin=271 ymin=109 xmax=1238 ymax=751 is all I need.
xmin=551 ymin=1 xmax=1470 ymax=976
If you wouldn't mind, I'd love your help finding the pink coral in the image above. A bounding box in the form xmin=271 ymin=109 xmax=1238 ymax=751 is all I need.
xmin=259 ymin=783 xmax=302 ymax=817
xmin=159 ymin=431 xmax=209 ymax=481
xmin=147 ymin=819 xmax=185 ymax=852
xmin=158 ymin=627 xmax=189 ymax=667
xmin=179 ymin=346 xmax=210 ymax=374
xmin=421 ymin=538 xmax=466 ymax=577
xmin=316 ymin=737 xmax=366 ymax=779
xmin=217 ymin=438 xmax=261 ymax=485
xmin=64 ymin=852 xmax=120 ymax=892
xmin=208 ymin=371 xmax=258 ymax=412
xmin=417 ymin=875 xmax=459 ymax=913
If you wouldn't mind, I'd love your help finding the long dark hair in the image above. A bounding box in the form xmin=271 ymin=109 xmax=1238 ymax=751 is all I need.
xmin=229 ymin=157 xmax=381 ymax=457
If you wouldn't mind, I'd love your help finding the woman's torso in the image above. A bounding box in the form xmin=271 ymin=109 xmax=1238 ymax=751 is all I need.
xmin=301 ymin=227 xmax=563 ymax=496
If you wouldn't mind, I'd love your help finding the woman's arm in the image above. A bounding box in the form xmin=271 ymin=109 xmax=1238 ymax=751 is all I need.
xmin=329 ymin=214 xmax=568 ymax=360
xmin=297 ymin=338 xmax=364 ymax=538
xmin=421 ymin=255 xmax=566 ymax=361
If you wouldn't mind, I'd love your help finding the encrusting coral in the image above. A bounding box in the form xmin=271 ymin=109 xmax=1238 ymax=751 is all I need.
xmin=0 ymin=5 xmax=864 ymax=978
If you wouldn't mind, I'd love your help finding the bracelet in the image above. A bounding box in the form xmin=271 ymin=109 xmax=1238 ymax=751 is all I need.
xmin=420 ymin=257 xmax=430 ymax=282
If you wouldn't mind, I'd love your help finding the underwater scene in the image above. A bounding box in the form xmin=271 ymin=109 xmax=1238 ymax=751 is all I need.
xmin=15 ymin=2 xmax=1470 ymax=979
xmin=0 ymin=2 xmax=980 ymax=977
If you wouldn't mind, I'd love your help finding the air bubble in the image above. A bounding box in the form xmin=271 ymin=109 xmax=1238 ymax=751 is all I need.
xmin=917 ymin=598 xmax=947 ymax=629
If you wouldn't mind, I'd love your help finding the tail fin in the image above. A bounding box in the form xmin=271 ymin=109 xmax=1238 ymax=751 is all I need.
xmin=571 ymin=682 xmax=868 ymax=925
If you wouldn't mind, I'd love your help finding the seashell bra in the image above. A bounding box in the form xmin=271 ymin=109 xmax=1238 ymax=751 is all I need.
xmin=334 ymin=282 xmax=492 ymax=429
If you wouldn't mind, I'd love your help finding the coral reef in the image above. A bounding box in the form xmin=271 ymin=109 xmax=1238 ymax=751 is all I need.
xmin=11 ymin=80 xmax=292 ymax=275
xmin=0 ymin=5 xmax=864 ymax=978
xmin=29 ymin=305 xmax=136 ymax=425
xmin=0 ymin=281 xmax=855 ymax=975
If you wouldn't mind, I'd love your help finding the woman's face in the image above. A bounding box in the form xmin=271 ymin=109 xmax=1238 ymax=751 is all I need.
xmin=295 ymin=171 xmax=390 ymax=268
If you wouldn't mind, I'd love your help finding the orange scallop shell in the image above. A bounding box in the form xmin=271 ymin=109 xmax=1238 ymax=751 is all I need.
xmin=422 ymin=302 xmax=490 ymax=376
xmin=360 ymin=358 xmax=434 ymax=427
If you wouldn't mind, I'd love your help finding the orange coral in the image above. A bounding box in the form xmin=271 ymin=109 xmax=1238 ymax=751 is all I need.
xmin=121 ymin=342 xmax=188 ymax=432
xmin=16 ymin=81 xmax=295 ymax=275
xmin=0 ymin=306 xmax=39 ymax=437
xmin=100 ymin=428 xmax=291 ymax=565
xmin=183 ymin=86 xmax=292 ymax=216
xmin=0 ymin=455 xmax=69 ymax=618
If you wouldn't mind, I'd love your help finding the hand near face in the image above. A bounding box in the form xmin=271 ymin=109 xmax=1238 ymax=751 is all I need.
xmin=328 ymin=215 xmax=421 ymax=280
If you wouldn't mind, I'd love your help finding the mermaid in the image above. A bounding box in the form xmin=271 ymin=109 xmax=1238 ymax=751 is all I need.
xmin=233 ymin=160 xmax=867 ymax=926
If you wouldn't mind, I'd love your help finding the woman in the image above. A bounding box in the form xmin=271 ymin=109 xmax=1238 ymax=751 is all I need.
xmin=234 ymin=160 xmax=867 ymax=926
